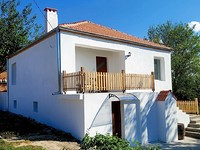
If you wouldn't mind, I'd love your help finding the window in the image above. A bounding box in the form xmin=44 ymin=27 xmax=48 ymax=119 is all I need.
xmin=154 ymin=59 xmax=161 ymax=80
xmin=154 ymin=57 xmax=165 ymax=81
xmin=33 ymin=101 xmax=38 ymax=112
xmin=13 ymin=100 xmax=17 ymax=109
xmin=11 ymin=63 xmax=16 ymax=85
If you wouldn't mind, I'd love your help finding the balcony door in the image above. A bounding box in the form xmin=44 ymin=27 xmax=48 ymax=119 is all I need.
xmin=96 ymin=57 xmax=107 ymax=72
xmin=96 ymin=57 xmax=107 ymax=92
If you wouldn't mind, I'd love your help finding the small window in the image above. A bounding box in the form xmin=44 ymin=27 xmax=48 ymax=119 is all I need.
xmin=11 ymin=63 xmax=16 ymax=85
xmin=13 ymin=100 xmax=17 ymax=109
xmin=154 ymin=59 xmax=161 ymax=80
xmin=154 ymin=57 xmax=165 ymax=81
xmin=33 ymin=101 xmax=38 ymax=112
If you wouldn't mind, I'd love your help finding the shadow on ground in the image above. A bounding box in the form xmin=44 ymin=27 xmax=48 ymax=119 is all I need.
xmin=0 ymin=111 xmax=79 ymax=143
xmin=157 ymin=137 xmax=200 ymax=150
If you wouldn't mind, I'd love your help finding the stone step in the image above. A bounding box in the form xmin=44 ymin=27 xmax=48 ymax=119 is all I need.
xmin=188 ymin=123 xmax=200 ymax=128
xmin=189 ymin=115 xmax=200 ymax=120
xmin=185 ymin=131 xmax=200 ymax=139
xmin=190 ymin=119 xmax=200 ymax=123
xmin=186 ymin=127 xmax=200 ymax=133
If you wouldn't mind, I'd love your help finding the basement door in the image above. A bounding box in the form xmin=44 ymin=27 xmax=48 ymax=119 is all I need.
xmin=112 ymin=101 xmax=121 ymax=137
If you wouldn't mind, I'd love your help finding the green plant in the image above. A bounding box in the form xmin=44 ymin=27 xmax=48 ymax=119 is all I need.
xmin=81 ymin=133 xmax=160 ymax=150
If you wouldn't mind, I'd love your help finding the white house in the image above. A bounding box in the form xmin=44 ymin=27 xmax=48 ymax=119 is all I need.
xmin=6 ymin=8 xmax=178 ymax=145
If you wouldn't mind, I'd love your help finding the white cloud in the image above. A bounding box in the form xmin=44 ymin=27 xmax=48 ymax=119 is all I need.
xmin=188 ymin=21 xmax=200 ymax=32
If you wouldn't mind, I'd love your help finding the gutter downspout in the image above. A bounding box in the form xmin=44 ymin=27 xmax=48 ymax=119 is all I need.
xmin=52 ymin=27 xmax=62 ymax=95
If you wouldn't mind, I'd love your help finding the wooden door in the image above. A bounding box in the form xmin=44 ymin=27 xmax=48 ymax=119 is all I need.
xmin=96 ymin=57 xmax=107 ymax=92
xmin=96 ymin=57 xmax=107 ymax=72
xmin=112 ymin=101 xmax=121 ymax=137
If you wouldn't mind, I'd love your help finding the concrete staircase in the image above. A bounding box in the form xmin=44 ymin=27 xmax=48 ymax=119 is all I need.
xmin=185 ymin=114 xmax=200 ymax=139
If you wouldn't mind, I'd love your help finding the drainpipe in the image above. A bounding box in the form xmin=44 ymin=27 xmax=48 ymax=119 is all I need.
xmin=6 ymin=58 xmax=9 ymax=111
xmin=52 ymin=27 xmax=62 ymax=95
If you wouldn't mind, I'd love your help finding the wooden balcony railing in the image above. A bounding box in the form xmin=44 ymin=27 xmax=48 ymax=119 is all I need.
xmin=63 ymin=67 xmax=155 ymax=93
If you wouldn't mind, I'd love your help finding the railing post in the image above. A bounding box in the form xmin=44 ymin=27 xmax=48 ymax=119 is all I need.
xmin=151 ymin=72 xmax=155 ymax=92
xmin=195 ymin=98 xmax=199 ymax=114
xmin=81 ymin=67 xmax=85 ymax=93
xmin=122 ymin=70 xmax=126 ymax=93
xmin=62 ymin=70 xmax=66 ymax=93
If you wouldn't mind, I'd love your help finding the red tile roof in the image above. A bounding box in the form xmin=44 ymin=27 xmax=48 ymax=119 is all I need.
xmin=60 ymin=20 xmax=171 ymax=51
xmin=156 ymin=90 xmax=171 ymax=101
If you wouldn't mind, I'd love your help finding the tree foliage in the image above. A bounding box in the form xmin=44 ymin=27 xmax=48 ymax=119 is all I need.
xmin=0 ymin=0 xmax=42 ymax=71
xmin=148 ymin=21 xmax=200 ymax=100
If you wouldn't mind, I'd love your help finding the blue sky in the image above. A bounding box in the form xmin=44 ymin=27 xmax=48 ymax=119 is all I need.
xmin=20 ymin=0 xmax=200 ymax=38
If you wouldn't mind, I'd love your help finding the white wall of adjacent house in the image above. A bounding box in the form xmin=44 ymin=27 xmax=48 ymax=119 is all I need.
xmin=8 ymin=33 xmax=85 ymax=139
xmin=60 ymin=31 xmax=172 ymax=92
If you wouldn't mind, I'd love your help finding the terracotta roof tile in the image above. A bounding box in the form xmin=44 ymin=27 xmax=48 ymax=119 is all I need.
xmin=60 ymin=20 xmax=171 ymax=50
xmin=156 ymin=90 xmax=171 ymax=101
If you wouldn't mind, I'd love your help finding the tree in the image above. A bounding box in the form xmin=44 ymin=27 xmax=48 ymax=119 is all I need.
xmin=0 ymin=0 xmax=42 ymax=71
xmin=147 ymin=21 xmax=200 ymax=100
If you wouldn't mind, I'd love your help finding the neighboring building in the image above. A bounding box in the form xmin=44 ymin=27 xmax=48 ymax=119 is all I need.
xmin=0 ymin=71 xmax=7 ymax=111
xmin=0 ymin=71 xmax=7 ymax=92
xmin=6 ymin=8 xmax=177 ymax=145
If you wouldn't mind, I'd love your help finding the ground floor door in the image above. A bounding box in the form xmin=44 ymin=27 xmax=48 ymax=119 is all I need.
xmin=112 ymin=101 xmax=121 ymax=137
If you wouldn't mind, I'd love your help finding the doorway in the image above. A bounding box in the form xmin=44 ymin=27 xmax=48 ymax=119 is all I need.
xmin=112 ymin=101 xmax=121 ymax=137
xmin=96 ymin=56 xmax=107 ymax=72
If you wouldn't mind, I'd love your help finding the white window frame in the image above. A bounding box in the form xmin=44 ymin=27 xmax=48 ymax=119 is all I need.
xmin=11 ymin=63 xmax=16 ymax=85
xmin=154 ymin=57 xmax=165 ymax=81
xmin=13 ymin=100 xmax=17 ymax=109
xmin=33 ymin=101 xmax=38 ymax=112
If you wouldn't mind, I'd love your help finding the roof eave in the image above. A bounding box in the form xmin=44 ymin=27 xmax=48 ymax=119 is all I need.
xmin=58 ymin=26 xmax=172 ymax=51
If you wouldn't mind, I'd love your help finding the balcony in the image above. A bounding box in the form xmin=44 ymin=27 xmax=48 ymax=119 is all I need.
xmin=63 ymin=67 xmax=155 ymax=93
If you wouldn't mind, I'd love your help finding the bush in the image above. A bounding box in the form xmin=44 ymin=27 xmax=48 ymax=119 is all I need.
xmin=81 ymin=133 xmax=160 ymax=150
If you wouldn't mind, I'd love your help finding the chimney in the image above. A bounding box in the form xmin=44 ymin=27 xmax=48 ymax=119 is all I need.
xmin=44 ymin=7 xmax=58 ymax=32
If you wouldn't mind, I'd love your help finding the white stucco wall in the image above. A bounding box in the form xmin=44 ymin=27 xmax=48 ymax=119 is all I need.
xmin=8 ymin=34 xmax=85 ymax=139
xmin=157 ymin=94 xmax=178 ymax=143
xmin=75 ymin=47 xmax=124 ymax=72
xmin=121 ymin=100 xmax=141 ymax=146
xmin=60 ymin=31 xmax=172 ymax=92
xmin=0 ymin=92 xmax=7 ymax=111
xmin=83 ymin=92 xmax=167 ymax=145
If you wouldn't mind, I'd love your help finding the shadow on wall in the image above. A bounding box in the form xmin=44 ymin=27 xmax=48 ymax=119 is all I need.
xmin=123 ymin=99 xmax=141 ymax=146
xmin=165 ymin=95 xmax=178 ymax=142
xmin=132 ymin=92 xmax=158 ymax=144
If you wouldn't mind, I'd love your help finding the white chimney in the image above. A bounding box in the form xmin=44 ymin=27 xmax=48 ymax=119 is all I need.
xmin=44 ymin=8 xmax=58 ymax=32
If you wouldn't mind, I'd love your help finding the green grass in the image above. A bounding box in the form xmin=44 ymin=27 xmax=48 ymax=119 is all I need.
xmin=0 ymin=139 xmax=43 ymax=150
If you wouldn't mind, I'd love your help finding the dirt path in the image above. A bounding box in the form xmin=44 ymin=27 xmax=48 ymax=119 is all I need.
xmin=4 ymin=138 xmax=80 ymax=150
xmin=4 ymin=135 xmax=80 ymax=150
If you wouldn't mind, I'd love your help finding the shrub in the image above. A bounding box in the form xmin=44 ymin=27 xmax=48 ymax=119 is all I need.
xmin=81 ymin=133 xmax=160 ymax=150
